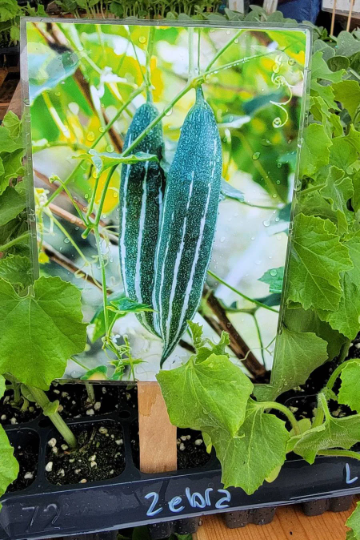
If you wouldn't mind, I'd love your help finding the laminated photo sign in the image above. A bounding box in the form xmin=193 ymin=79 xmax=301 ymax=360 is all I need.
xmin=22 ymin=19 xmax=311 ymax=381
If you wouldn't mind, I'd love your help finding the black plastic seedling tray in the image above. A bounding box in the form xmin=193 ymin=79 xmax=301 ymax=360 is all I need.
xmin=1 ymin=385 xmax=360 ymax=540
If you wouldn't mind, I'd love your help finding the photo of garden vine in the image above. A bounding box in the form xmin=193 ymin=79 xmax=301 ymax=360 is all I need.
xmin=25 ymin=20 xmax=308 ymax=381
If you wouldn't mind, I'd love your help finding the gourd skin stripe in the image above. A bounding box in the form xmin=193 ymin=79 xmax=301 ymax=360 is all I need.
xmin=119 ymin=102 xmax=164 ymax=336
xmin=154 ymin=88 xmax=222 ymax=363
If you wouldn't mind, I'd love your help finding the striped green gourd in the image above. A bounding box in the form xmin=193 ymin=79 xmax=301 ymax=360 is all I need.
xmin=154 ymin=87 xmax=222 ymax=363
xmin=119 ymin=101 xmax=164 ymax=335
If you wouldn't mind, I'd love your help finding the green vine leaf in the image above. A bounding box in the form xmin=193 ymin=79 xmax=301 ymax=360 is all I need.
xmin=209 ymin=400 xmax=289 ymax=494
xmin=299 ymin=124 xmax=332 ymax=177
xmin=289 ymin=395 xmax=360 ymax=464
xmin=0 ymin=375 xmax=5 ymax=400
xmin=256 ymin=327 xmax=328 ymax=401
xmin=287 ymin=214 xmax=353 ymax=311
xmin=318 ymin=231 xmax=360 ymax=339
xmin=338 ymin=361 xmax=360 ymax=413
xmin=347 ymin=502 xmax=360 ymax=540
xmin=0 ymin=425 xmax=19 ymax=510
xmin=320 ymin=166 xmax=354 ymax=235
xmin=157 ymin=326 xmax=253 ymax=437
xmin=0 ymin=186 xmax=26 ymax=227
xmin=259 ymin=266 xmax=284 ymax=294
xmin=2 ymin=111 xmax=22 ymax=139
xmin=283 ymin=307 xmax=346 ymax=361
xmin=0 ymin=255 xmax=33 ymax=288
xmin=333 ymin=80 xmax=360 ymax=121
xmin=76 ymin=150 xmax=159 ymax=177
xmin=0 ymin=276 xmax=87 ymax=389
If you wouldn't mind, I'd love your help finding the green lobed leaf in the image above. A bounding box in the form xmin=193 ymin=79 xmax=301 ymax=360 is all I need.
xmin=283 ymin=306 xmax=346 ymax=361
xmin=89 ymin=293 xmax=153 ymax=343
xmin=320 ymin=166 xmax=354 ymax=235
xmin=157 ymin=327 xmax=253 ymax=438
xmin=287 ymin=214 xmax=353 ymax=311
xmin=2 ymin=111 xmax=22 ymax=139
xmin=76 ymin=150 xmax=159 ymax=177
xmin=289 ymin=395 xmax=360 ymax=464
xmin=209 ymin=400 xmax=289 ymax=494
xmin=258 ymin=266 xmax=284 ymax=294
xmin=347 ymin=502 xmax=360 ymax=540
xmin=299 ymin=124 xmax=332 ymax=177
xmin=0 ymin=276 xmax=87 ymax=389
xmin=333 ymin=80 xmax=360 ymax=121
xmin=338 ymin=361 xmax=360 ymax=413
xmin=0 ymin=186 xmax=26 ymax=227
xmin=256 ymin=327 xmax=328 ymax=401
xmin=0 ymin=375 xmax=5 ymax=400
xmin=318 ymin=231 xmax=360 ymax=339
xmin=0 ymin=424 xmax=19 ymax=510
xmin=0 ymin=255 xmax=33 ymax=288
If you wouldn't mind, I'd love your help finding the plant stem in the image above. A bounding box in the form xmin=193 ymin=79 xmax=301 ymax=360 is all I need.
xmin=85 ymin=382 xmax=95 ymax=403
xmin=146 ymin=26 xmax=156 ymax=100
xmin=188 ymin=27 xmax=195 ymax=81
xmin=46 ymin=85 xmax=145 ymax=206
xmin=208 ymin=269 xmax=279 ymax=313
xmin=326 ymin=341 xmax=353 ymax=391
xmin=257 ymin=401 xmax=301 ymax=435
xmin=318 ymin=449 xmax=360 ymax=461
xmin=206 ymin=29 xmax=243 ymax=71
xmin=0 ymin=232 xmax=31 ymax=253
xmin=94 ymin=228 xmax=109 ymax=335
xmin=27 ymin=386 xmax=77 ymax=449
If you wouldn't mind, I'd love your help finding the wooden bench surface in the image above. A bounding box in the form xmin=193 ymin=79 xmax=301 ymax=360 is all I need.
xmin=195 ymin=496 xmax=360 ymax=540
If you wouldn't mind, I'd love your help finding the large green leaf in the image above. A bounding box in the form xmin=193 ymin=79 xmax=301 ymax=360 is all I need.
xmin=209 ymin=400 xmax=289 ymax=494
xmin=0 ymin=255 xmax=33 ymax=288
xmin=157 ymin=325 xmax=253 ymax=437
xmin=0 ymin=276 xmax=87 ymax=389
xmin=299 ymin=124 xmax=332 ymax=177
xmin=0 ymin=425 xmax=19 ymax=510
xmin=256 ymin=327 xmax=328 ymax=401
xmin=320 ymin=166 xmax=353 ymax=235
xmin=333 ymin=80 xmax=360 ymax=121
xmin=318 ymin=231 xmax=360 ymax=339
xmin=287 ymin=214 xmax=353 ymax=311
xmin=347 ymin=502 xmax=360 ymax=540
xmin=338 ymin=361 xmax=360 ymax=413
xmin=283 ymin=306 xmax=346 ymax=361
xmin=0 ymin=187 xmax=26 ymax=227
xmin=289 ymin=396 xmax=360 ymax=464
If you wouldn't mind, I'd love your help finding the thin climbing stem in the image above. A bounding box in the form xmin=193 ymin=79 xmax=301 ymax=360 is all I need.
xmin=46 ymin=85 xmax=145 ymax=206
xmin=257 ymin=401 xmax=301 ymax=435
xmin=318 ymin=450 xmax=360 ymax=461
xmin=326 ymin=346 xmax=356 ymax=392
xmin=208 ymin=269 xmax=279 ymax=313
xmin=94 ymin=228 xmax=109 ymax=336
xmin=0 ymin=232 xmax=31 ymax=253
xmin=27 ymin=386 xmax=77 ymax=448
xmin=206 ymin=29 xmax=243 ymax=71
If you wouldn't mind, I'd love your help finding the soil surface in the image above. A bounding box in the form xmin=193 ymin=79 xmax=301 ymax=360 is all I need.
xmin=8 ymin=435 xmax=38 ymax=492
xmin=0 ymin=391 xmax=41 ymax=426
xmin=47 ymin=382 xmax=137 ymax=419
xmin=46 ymin=422 xmax=126 ymax=486
xmin=130 ymin=424 xmax=210 ymax=471
xmin=177 ymin=428 xmax=211 ymax=470
xmin=0 ymin=383 xmax=137 ymax=427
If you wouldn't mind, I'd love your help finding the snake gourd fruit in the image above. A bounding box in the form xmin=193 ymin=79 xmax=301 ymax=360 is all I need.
xmin=119 ymin=101 xmax=165 ymax=336
xmin=153 ymin=87 xmax=222 ymax=363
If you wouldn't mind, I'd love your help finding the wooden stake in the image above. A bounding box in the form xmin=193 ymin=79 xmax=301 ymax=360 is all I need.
xmin=138 ymin=382 xmax=177 ymax=473
xmin=347 ymin=0 xmax=355 ymax=31
xmin=330 ymin=0 xmax=337 ymax=36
